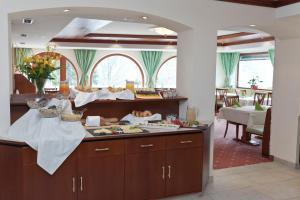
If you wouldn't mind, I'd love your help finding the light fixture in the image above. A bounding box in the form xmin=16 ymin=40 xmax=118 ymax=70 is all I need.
xmin=141 ymin=16 xmax=148 ymax=20
xmin=63 ymin=9 xmax=71 ymax=13
xmin=22 ymin=18 xmax=34 ymax=24
xmin=150 ymin=27 xmax=175 ymax=35
xmin=250 ymin=24 xmax=256 ymax=27
xmin=20 ymin=33 xmax=27 ymax=38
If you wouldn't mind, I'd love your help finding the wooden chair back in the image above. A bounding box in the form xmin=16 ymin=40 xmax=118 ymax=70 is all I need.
xmin=253 ymin=92 xmax=266 ymax=105
xmin=266 ymin=92 xmax=272 ymax=106
xmin=224 ymin=95 xmax=240 ymax=107
xmin=262 ymin=107 xmax=271 ymax=157
xmin=235 ymin=89 xmax=247 ymax=97
xmin=216 ymin=88 xmax=228 ymax=101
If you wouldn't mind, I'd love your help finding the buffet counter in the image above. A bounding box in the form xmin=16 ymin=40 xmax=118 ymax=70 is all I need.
xmin=10 ymin=94 xmax=188 ymax=123
xmin=0 ymin=127 xmax=211 ymax=200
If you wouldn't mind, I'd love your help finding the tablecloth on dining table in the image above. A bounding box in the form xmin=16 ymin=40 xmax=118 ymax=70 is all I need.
xmin=4 ymin=98 xmax=86 ymax=175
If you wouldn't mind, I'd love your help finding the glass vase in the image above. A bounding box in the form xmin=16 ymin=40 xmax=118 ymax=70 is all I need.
xmin=35 ymin=78 xmax=46 ymax=96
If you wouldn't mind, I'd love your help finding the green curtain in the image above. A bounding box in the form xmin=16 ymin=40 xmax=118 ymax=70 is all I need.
xmin=15 ymin=48 xmax=33 ymax=66
xmin=141 ymin=51 xmax=163 ymax=88
xmin=268 ymin=49 xmax=275 ymax=66
xmin=74 ymin=49 xmax=96 ymax=86
xmin=219 ymin=52 xmax=240 ymax=88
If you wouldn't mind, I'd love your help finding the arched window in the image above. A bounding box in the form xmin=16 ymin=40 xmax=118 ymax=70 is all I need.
xmin=156 ymin=56 xmax=177 ymax=88
xmin=35 ymin=52 xmax=78 ymax=88
xmin=91 ymin=54 xmax=144 ymax=88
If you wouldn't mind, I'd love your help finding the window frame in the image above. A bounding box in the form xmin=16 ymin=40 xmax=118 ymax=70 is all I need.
xmin=236 ymin=52 xmax=273 ymax=91
xmin=155 ymin=56 xmax=177 ymax=89
xmin=90 ymin=53 xmax=145 ymax=87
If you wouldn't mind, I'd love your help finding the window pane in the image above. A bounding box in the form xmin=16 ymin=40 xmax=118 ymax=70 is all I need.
xmin=44 ymin=61 xmax=60 ymax=89
xmin=66 ymin=61 xmax=77 ymax=87
xmin=238 ymin=58 xmax=273 ymax=90
xmin=92 ymin=55 xmax=143 ymax=88
xmin=156 ymin=57 xmax=177 ymax=88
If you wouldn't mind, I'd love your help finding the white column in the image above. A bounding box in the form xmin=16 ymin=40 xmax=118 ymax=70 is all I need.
xmin=0 ymin=11 xmax=11 ymax=133
xmin=271 ymin=38 xmax=300 ymax=165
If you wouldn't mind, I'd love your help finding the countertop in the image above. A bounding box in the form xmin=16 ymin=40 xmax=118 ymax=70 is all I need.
xmin=0 ymin=126 xmax=209 ymax=147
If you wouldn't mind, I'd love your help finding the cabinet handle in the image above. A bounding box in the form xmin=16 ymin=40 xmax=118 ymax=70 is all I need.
xmin=162 ymin=166 xmax=165 ymax=180
xmin=95 ymin=148 xmax=110 ymax=152
xmin=140 ymin=144 xmax=154 ymax=148
xmin=168 ymin=165 xmax=171 ymax=179
xmin=180 ymin=140 xmax=193 ymax=144
xmin=72 ymin=177 xmax=76 ymax=193
xmin=80 ymin=177 xmax=83 ymax=192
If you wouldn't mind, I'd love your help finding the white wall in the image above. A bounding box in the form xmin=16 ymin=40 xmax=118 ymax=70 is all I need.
xmin=271 ymin=38 xmax=300 ymax=164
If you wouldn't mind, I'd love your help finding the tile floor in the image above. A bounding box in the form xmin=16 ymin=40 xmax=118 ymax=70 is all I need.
xmin=165 ymin=162 xmax=300 ymax=200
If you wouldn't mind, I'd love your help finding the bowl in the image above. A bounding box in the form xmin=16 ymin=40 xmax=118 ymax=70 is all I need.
xmin=26 ymin=98 xmax=48 ymax=109
xmin=39 ymin=106 xmax=62 ymax=118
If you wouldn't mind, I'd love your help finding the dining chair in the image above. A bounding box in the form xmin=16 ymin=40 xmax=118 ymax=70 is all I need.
xmin=246 ymin=107 xmax=272 ymax=157
xmin=253 ymin=92 xmax=266 ymax=105
xmin=266 ymin=92 xmax=272 ymax=106
xmin=215 ymin=88 xmax=228 ymax=113
xmin=223 ymin=95 xmax=241 ymax=140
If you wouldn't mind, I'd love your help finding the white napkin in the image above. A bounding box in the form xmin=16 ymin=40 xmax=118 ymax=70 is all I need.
xmin=5 ymin=99 xmax=86 ymax=175
xmin=85 ymin=116 xmax=101 ymax=127
xmin=121 ymin=113 xmax=162 ymax=124
xmin=72 ymin=88 xmax=135 ymax=107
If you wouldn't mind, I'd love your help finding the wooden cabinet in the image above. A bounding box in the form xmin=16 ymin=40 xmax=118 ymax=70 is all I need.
xmin=125 ymin=137 xmax=166 ymax=200
xmin=124 ymin=134 xmax=204 ymax=199
xmin=22 ymin=148 xmax=77 ymax=200
xmin=77 ymin=140 xmax=125 ymax=200
xmin=0 ymin=130 xmax=210 ymax=200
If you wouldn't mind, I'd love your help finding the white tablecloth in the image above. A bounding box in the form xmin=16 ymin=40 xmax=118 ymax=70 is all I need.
xmin=218 ymin=106 xmax=267 ymax=125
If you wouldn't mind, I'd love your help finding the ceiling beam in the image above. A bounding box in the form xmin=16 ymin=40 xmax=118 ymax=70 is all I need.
xmin=217 ymin=0 xmax=300 ymax=8
xmin=217 ymin=32 xmax=255 ymax=40
xmin=51 ymin=38 xmax=177 ymax=46
xmin=218 ymin=36 xmax=275 ymax=46
xmin=85 ymin=33 xmax=178 ymax=40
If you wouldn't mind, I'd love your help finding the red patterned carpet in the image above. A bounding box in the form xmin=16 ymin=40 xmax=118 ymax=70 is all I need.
xmin=213 ymin=118 xmax=273 ymax=169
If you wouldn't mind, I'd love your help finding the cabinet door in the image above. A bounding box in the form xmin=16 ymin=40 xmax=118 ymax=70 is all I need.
xmin=125 ymin=137 xmax=166 ymax=200
xmin=22 ymin=148 xmax=77 ymax=200
xmin=165 ymin=134 xmax=203 ymax=196
xmin=125 ymin=151 xmax=165 ymax=200
xmin=78 ymin=140 xmax=125 ymax=200
xmin=166 ymin=147 xmax=203 ymax=196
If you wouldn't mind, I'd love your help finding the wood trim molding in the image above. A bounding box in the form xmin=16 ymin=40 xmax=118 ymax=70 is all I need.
xmin=218 ymin=32 xmax=255 ymax=40
xmin=218 ymin=0 xmax=300 ymax=8
xmin=218 ymin=36 xmax=275 ymax=46
xmin=51 ymin=38 xmax=177 ymax=46
xmin=89 ymin=53 xmax=145 ymax=87
xmin=85 ymin=33 xmax=178 ymax=40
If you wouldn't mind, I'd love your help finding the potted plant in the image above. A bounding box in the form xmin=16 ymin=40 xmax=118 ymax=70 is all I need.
xmin=17 ymin=53 xmax=60 ymax=95
xmin=248 ymin=76 xmax=263 ymax=90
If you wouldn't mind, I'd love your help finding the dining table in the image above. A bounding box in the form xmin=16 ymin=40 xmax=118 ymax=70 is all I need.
xmin=218 ymin=105 xmax=268 ymax=145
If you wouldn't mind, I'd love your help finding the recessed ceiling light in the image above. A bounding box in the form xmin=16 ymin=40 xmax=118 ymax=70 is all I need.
xmin=63 ymin=9 xmax=71 ymax=13
xmin=141 ymin=16 xmax=148 ymax=20
xmin=22 ymin=18 xmax=34 ymax=24
xmin=250 ymin=24 xmax=256 ymax=27
xmin=20 ymin=33 xmax=27 ymax=38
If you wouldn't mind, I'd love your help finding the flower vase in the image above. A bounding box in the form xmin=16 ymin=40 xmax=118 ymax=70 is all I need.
xmin=35 ymin=79 xmax=46 ymax=96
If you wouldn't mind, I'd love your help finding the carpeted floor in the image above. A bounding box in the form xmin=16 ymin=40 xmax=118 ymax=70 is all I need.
xmin=213 ymin=118 xmax=273 ymax=169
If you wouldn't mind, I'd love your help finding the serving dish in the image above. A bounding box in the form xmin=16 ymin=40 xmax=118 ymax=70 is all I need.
xmin=39 ymin=106 xmax=62 ymax=118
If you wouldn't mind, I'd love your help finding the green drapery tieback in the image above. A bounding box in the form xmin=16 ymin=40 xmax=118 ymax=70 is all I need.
xmin=15 ymin=48 xmax=33 ymax=66
xmin=268 ymin=49 xmax=275 ymax=66
xmin=141 ymin=51 xmax=163 ymax=88
xmin=74 ymin=49 xmax=96 ymax=86
xmin=219 ymin=52 xmax=240 ymax=88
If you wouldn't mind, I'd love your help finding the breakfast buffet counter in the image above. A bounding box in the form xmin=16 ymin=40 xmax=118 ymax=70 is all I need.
xmin=10 ymin=94 xmax=188 ymax=123
xmin=0 ymin=127 xmax=211 ymax=200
